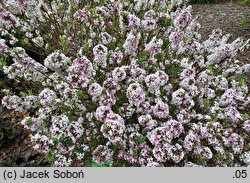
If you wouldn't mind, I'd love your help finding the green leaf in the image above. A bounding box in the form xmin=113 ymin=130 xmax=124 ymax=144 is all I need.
xmin=0 ymin=57 xmax=8 ymax=67
xmin=244 ymin=143 xmax=250 ymax=151
xmin=107 ymin=42 xmax=116 ymax=50
xmin=243 ymin=132 xmax=249 ymax=139
xmin=235 ymin=75 xmax=245 ymax=86
xmin=57 ymin=4 xmax=65 ymax=13
xmin=182 ymin=36 xmax=187 ymax=44
xmin=165 ymin=64 xmax=181 ymax=76
xmin=20 ymin=91 xmax=27 ymax=98
xmin=45 ymin=154 xmax=56 ymax=163
xmin=103 ymin=123 xmax=110 ymax=131
xmin=117 ymin=40 xmax=125 ymax=48
xmin=20 ymin=37 xmax=32 ymax=47
xmin=158 ymin=18 xmax=173 ymax=28
xmin=203 ymin=98 xmax=211 ymax=107
xmin=136 ymin=135 xmax=146 ymax=144
xmin=214 ymin=153 xmax=223 ymax=160
xmin=207 ymin=65 xmax=221 ymax=75
xmin=242 ymin=114 xmax=250 ymax=120
xmin=159 ymin=6 xmax=168 ymax=13
xmin=76 ymin=90 xmax=84 ymax=98
xmin=92 ymin=161 xmax=111 ymax=167
xmin=59 ymin=35 xmax=69 ymax=54
xmin=83 ymin=42 xmax=91 ymax=54
xmin=154 ymin=53 xmax=165 ymax=62
xmin=162 ymin=39 xmax=170 ymax=50
xmin=138 ymin=51 xmax=149 ymax=63
xmin=26 ymin=119 xmax=33 ymax=126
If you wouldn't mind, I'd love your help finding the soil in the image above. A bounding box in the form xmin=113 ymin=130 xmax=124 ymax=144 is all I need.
xmin=192 ymin=1 xmax=250 ymax=114
xmin=0 ymin=110 xmax=49 ymax=166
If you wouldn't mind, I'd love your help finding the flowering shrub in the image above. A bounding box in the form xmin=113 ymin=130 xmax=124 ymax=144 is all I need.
xmin=1 ymin=0 xmax=250 ymax=167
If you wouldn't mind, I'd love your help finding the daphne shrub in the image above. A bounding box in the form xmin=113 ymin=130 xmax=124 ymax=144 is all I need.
xmin=1 ymin=0 xmax=250 ymax=167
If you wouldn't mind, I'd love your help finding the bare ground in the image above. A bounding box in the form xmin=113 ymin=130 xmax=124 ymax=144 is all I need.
xmin=192 ymin=2 xmax=250 ymax=114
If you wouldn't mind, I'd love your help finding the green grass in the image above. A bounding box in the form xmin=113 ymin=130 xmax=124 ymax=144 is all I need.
xmin=237 ymin=19 xmax=247 ymax=29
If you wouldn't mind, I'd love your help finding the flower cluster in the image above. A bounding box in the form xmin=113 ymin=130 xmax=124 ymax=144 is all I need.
xmin=1 ymin=0 xmax=250 ymax=167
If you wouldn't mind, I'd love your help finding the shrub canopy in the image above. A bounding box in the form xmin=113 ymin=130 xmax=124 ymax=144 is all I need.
xmin=1 ymin=0 xmax=250 ymax=167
